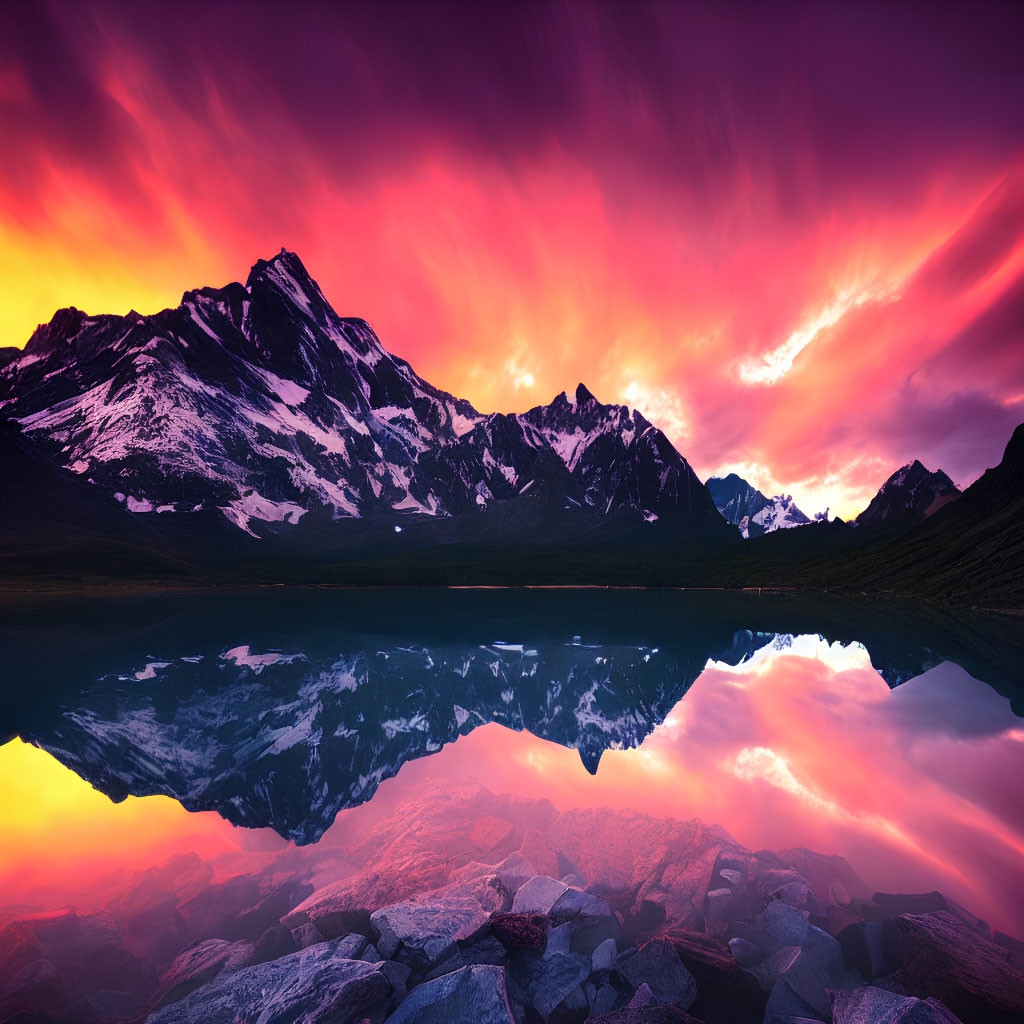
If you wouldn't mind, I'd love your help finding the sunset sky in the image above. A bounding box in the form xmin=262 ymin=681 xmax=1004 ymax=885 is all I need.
xmin=2 ymin=1 xmax=1023 ymax=517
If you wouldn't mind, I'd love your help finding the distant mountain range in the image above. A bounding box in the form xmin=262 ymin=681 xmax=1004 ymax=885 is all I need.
xmin=855 ymin=460 xmax=960 ymax=529
xmin=0 ymin=250 xmax=1020 ymax=606
xmin=707 ymin=474 xmax=813 ymax=538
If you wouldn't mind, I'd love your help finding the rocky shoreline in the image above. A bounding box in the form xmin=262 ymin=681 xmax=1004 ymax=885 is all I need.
xmin=1 ymin=783 xmax=1021 ymax=1024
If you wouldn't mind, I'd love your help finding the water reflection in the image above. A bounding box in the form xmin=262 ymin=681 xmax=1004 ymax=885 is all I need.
xmin=1 ymin=591 xmax=1022 ymax=1022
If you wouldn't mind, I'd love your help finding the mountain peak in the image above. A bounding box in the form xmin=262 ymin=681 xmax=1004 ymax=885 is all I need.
xmin=575 ymin=382 xmax=597 ymax=406
xmin=23 ymin=306 xmax=88 ymax=358
xmin=246 ymin=248 xmax=315 ymax=290
xmin=857 ymin=458 xmax=961 ymax=528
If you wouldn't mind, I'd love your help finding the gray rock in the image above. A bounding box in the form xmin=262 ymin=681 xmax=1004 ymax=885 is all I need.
xmin=512 ymin=876 xmax=569 ymax=915
xmin=615 ymin=938 xmax=697 ymax=1010
xmin=385 ymin=964 xmax=516 ymax=1024
xmin=148 ymin=937 xmax=254 ymax=1012
xmin=830 ymin=985 xmax=963 ymax=1023
xmin=544 ymin=922 xmax=572 ymax=958
xmin=147 ymin=941 xmax=393 ymax=1024
xmin=423 ymin=936 xmax=509 ymax=982
xmin=628 ymin=982 xmax=656 ymax=1008
xmin=592 ymin=936 xmax=617 ymax=973
xmin=549 ymin=886 xmax=622 ymax=955
xmin=371 ymin=874 xmax=510 ymax=968
xmin=779 ymin=925 xmax=849 ymax=1017
xmin=764 ymin=978 xmax=825 ymax=1024
xmin=521 ymin=951 xmax=591 ymax=1020
xmin=334 ymin=932 xmax=369 ymax=959
xmin=728 ymin=935 xmax=764 ymax=967
xmin=561 ymin=873 xmax=586 ymax=888
xmin=837 ymin=920 xmax=899 ymax=981
xmin=735 ymin=900 xmax=809 ymax=956
xmin=884 ymin=911 xmax=1024 ymax=1024
xmin=592 ymin=981 xmax=620 ymax=1015
xmin=746 ymin=945 xmax=802 ymax=992
xmin=379 ymin=959 xmax=412 ymax=1003
xmin=290 ymin=921 xmax=325 ymax=948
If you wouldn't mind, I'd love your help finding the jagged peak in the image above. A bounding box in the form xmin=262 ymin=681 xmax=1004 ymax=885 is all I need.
xmin=245 ymin=248 xmax=322 ymax=302
xmin=23 ymin=306 xmax=88 ymax=357
xmin=575 ymin=382 xmax=597 ymax=406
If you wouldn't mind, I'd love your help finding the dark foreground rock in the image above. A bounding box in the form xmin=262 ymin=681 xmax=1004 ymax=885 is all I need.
xmin=147 ymin=940 xmax=394 ymax=1024
xmin=668 ymin=930 xmax=766 ymax=1024
xmin=371 ymin=874 xmax=511 ymax=968
xmin=831 ymin=985 xmax=962 ymax=1023
xmin=882 ymin=911 xmax=1024 ymax=1024
xmin=385 ymin=964 xmax=516 ymax=1024
xmin=614 ymin=939 xmax=696 ymax=1010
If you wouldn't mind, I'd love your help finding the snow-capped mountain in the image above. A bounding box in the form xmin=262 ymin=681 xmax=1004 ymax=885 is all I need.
xmin=706 ymin=473 xmax=812 ymax=538
xmin=0 ymin=250 xmax=730 ymax=542
xmin=855 ymin=460 xmax=960 ymax=529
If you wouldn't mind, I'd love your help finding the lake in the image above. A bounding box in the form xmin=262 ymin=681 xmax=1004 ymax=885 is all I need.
xmin=1 ymin=589 xmax=1022 ymax=1023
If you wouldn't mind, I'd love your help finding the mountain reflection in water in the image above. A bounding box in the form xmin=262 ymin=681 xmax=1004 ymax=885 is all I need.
xmin=1 ymin=589 xmax=1023 ymax=1024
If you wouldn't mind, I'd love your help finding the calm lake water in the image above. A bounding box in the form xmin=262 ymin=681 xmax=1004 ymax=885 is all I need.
xmin=1 ymin=589 xmax=1022 ymax=1023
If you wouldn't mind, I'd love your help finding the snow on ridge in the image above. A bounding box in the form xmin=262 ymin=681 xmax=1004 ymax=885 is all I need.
xmin=220 ymin=645 xmax=306 ymax=673
xmin=219 ymin=490 xmax=308 ymax=537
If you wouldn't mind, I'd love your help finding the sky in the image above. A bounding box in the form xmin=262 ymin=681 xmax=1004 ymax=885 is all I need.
xmin=3 ymin=641 xmax=1022 ymax=934
xmin=1 ymin=1 xmax=1023 ymax=518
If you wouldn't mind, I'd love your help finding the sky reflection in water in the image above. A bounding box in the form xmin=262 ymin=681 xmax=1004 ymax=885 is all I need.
xmin=2 ymin=634 xmax=1021 ymax=935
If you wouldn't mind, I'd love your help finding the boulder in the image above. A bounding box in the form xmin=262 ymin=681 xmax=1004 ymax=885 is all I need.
xmin=544 ymin=808 xmax=728 ymax=934
xmin=147 ymin=938 xmax=254 ymax=1013
xmin=727 ymin=936 xmax=763 ymax=968
xmin=852 ymin=893 xmax=987 ymax=935
xmin=177 ymin=871 xmax=311 ymax=943
xmin=385 ymin=964 xmax=516 ymax=1024
xmin=513 ymin=876 xmax=569 ymax=916
xmin=836 ymin=920 xmax=899 ymax=981
xmin=592 ymin=937 xmax=617 ymax=973
xmin=371 ymin=874 xmax=511 ymax=968
xmin=830 ymin=985 xmax=963 ymax=1023
xmin=423 ymin=935 xmax=508 ymax=982
xmin=615 ymin=938 xmax=696 ymax=1011
xmin=550 ymin=887 xmax=623 ymax=955
xmin=742 ymin=920 xmax=851 ymax=1019
xmin=774 ymin=925 xmax=849 ymax=1018
xmin=732 ymin=899 xmax=809 ymax=956
xmin=591 ymin=982 xmax=619 ymax=1015
xmin=250 ymin=923 xmax=300 ymax=965
xmin=147 ymin=941 xmax=393 ymax=1024
xmin=545 ymin=922 xmax=572 ymax=958
xmin=669 ymin=929 xmax=767 ymax=1024
xmin=517 ymin=950 xmax=591 ymax=1021
xmin=884 ymin=911 xmax=1024 ymax=1024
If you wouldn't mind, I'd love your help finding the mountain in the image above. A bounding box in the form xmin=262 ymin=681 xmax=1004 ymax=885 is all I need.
xmin=708 ymin=425 xmax=1024 ymax=608
xmin=707 ymin=473 xmax=811 ymax=538
xmin=855 ymin=460 xmax=960 ymax=530
xmin=0 ymin=250 xmax=732 ymax=546
xmin=837 ymin=425 xmax=1023 ymax=604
